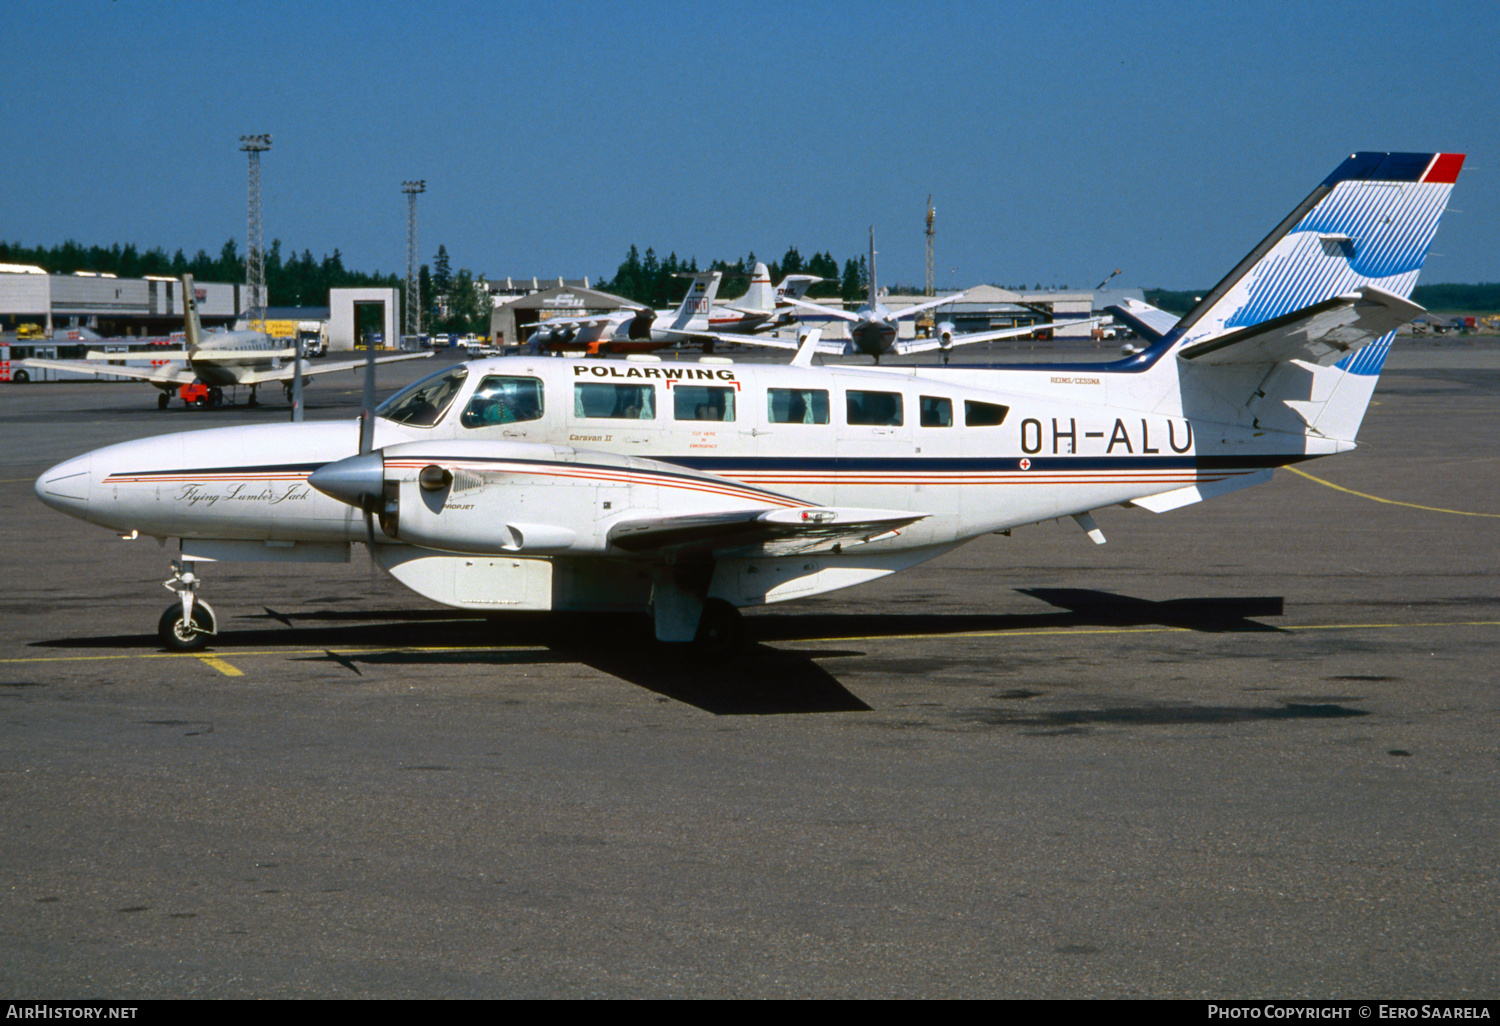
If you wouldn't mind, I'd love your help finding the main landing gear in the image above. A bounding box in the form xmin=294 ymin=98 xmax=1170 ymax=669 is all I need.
xmin=692 ymin=598 xmax=744 ymax=656
xmin=157 ymin=559 xmax=218 ymax=651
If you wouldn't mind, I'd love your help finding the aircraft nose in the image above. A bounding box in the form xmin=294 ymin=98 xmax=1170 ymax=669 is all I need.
xmin=35 ymin=453 xmax=93 ymax=517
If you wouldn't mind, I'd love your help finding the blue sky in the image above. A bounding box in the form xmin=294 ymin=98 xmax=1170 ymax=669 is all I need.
xmin=5 ymin=0 xmax=1495 ymax=290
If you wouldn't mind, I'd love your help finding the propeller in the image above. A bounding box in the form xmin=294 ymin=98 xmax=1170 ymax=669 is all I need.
xmin=308 ymin=342 xmax=384 ymax=550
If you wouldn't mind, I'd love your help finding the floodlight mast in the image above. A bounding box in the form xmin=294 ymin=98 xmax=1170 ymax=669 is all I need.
xmin=239 ymin=134 xmax=272 ymax=322
xmin=402 ymin=180 xmax=426 ymax=344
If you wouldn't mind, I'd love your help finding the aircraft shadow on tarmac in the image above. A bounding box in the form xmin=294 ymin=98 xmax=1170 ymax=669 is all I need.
xmin=748 ymin=588 xmax=1288 ymax=643
xmin=31 ymin=589 xmax=1285 ymax=716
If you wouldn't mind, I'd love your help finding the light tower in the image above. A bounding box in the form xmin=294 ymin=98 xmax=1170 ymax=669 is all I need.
xmin=925 ymin=195 xmax=935 ymax=297
xmin=239 ymin=134 xmax=272 ymax=321
xmin=402 ymin=180 xmax=426 ymax=343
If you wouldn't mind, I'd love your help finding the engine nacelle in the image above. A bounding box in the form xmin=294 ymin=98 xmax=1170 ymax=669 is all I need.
xmin=626 ymin=309 xmax=657 ymax=340
xmin=937 ymin=321 xmax=956 ymax=348
xmin=336 ymin=439 xmax=781 ymax=559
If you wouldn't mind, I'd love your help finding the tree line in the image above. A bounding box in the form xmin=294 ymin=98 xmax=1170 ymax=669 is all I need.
xmin=0 ymin=238 xmax=493 ymax=335
xmin=596 ymin=245 xmax=869 ymax=308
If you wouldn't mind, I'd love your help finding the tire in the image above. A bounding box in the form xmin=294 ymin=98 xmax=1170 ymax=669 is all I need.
xmin=158 ymin=393 xmax=170 ymax=410
xmin=692 ymin=599 xmax=745 ymax=656
xmin=12 ymin=369 xmax=29 ymax=384
xmin=158 ymin=604 xmax=212 ymax=652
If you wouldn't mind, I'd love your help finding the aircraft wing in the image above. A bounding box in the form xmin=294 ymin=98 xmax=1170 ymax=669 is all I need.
xmin=235 ymin=350 xmax=433 ymax=385
xmin=894 ymin=318 xmax=1102 ymax=355
xmin=1177 ymin=287 xmax=1422 ymax=367
xmin=887 ymin=292 xmax=970 ymax=321
xmin=674 ymin=329 xmax=847 ymax=355
xmin=528 ymin=313 xmax=636 ymax=345
xmin=780 ymin=296 xmax=864 ymax=324
xmin=607 ymin=505 xmax=928 ymax=558
xmin=87 ymin=348 xmax=193 ymax=361
xmin=187 ymin=348 xmax=299 ymax=361
xmin=21 ymin=359 xmax=194 ymax=386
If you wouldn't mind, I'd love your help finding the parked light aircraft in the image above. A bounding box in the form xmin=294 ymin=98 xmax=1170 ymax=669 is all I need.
xmin=527 ymin=271 xmax=724 ymax=355
xmin=527 ymin=267 xmax=824 ymax=355
xmin=24 ymin=275 xmax=431 ymax=408
xmin=777 ymin=229 xmax=1104 ymax=363
xmin=705 ymin=262 xmax=824 ymax=335
xmin=34 ymin=152 xmax=1463 ymax=655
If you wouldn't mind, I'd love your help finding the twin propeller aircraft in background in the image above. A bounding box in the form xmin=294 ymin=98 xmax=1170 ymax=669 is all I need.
xmin=34 ymin=152 xmax=1464 ymax=654
xmin=24 ymin=275 xmax=431 ymax=408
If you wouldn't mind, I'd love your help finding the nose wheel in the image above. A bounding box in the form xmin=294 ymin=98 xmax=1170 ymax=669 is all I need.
xmin=158 ymin=559 xmax=218 ymax=651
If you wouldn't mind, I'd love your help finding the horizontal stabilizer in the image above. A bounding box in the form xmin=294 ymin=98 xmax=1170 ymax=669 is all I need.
xmin=1177 ymin=287 xmax=1422 ymax=367
xmin=1128 ymin=469 xmax=1274 ymax=512
xmin=1106 ymin=298 xmax=1179 ymax=343
xmin=608 ymin=505 xmax=927 ymax=557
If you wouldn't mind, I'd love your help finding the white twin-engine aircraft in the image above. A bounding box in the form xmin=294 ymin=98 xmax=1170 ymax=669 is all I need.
xmin=24 ymin=274 xmax=431 ymax=408
xmin=35 ymin=152 xmax=1464 ymax=653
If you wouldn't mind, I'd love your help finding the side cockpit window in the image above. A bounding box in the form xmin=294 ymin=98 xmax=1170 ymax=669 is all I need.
xmin=461 ymin=375 xmax=544 ymax=428
xmin=376 ymin=366 xmax=468 ymax=427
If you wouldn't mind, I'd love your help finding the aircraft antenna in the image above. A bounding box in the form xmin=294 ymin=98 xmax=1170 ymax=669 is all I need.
xmin=402 ymin=180 xmax=426 ymax=345
xmin=925 ymin=196 xmax=935 ymax=297
xmin=239 ymin=134 xmax=272 ymax=324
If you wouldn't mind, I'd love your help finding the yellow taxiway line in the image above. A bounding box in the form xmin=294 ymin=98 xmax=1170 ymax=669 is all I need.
xmin=1286 ymin=466 xmax=1500 ymax=517
xmin=1 ymin=622 xmax=1498 ymax=668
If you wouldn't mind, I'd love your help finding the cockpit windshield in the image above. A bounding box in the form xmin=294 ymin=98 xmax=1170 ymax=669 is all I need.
xmin=375 ymin=366 xmax=468 ymax=427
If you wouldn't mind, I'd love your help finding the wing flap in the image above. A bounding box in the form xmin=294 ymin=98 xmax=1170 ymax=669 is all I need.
xmin=1177 ymin=286 xmax=1422 ymax=366
xmin=607 ymin=506 xmax=928 ymax=557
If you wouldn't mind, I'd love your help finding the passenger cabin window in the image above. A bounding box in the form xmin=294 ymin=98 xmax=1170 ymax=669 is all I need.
xmin=574 ymin=382 xmax=655 ymax=420
xmin=767 ymin=388 xmax=829 ymax=425
xmin=673 ymin=384 xmax=736 ymax=422
xmin=964 ymin=400 xmax=1010 ymax=427
xmin=846 ymin=390 xmax=904 ymax=427
xmin=920 ymin=395 xmax=952 ymax=427
xmin=461 ymin=375 xmax=544 ymax=428
xmin=377 ymin=366 xmax=468 ymax=427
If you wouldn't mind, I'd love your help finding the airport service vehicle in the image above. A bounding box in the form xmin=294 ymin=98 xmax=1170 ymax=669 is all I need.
xmin=34 ymin=152 xmax=1463 ymax=653
xmin=24 ymin=276 xmax=429 ymax=408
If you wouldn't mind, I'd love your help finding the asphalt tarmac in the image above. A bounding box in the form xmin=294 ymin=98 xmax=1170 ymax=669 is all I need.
xmin=1 ymin=343 xmax=1497 ymax=998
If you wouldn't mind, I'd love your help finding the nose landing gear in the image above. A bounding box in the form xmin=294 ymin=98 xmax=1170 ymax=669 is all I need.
xmin=158 ymin=559 xmax=218 ymax=651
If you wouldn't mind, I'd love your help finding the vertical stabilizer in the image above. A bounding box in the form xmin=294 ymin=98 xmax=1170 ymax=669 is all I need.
xmin=1173 ymin=153 xmax=1464 ymax=444
xmin=1169 ymin=152 xmax=1464 ymax=360
xmin=734 ymin=263 xmax=775 ymax=314
xmin=667 ymin=271 xmax=722 ymax=330
xmin=181 ymin=274 xmax=204 ymax=351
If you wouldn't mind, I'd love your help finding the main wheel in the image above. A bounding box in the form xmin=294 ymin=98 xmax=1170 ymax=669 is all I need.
xmin=693 ymin=599 xmax=745 ymax=656
xmin=158 ymin=393 xmax=170 ymax=410
xmin=158 ymin=604 xmax=212 ymax=652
